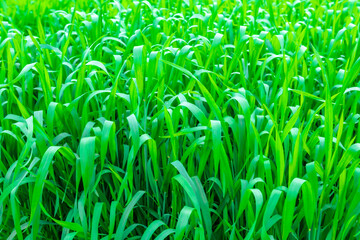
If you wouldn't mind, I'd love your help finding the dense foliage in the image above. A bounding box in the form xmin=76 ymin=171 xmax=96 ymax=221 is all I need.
xmin=1 ymin=0 xmax=360 ymax=239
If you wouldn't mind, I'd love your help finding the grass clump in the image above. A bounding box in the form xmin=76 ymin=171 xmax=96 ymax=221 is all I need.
xmin=1 ymin=0 xmax=360 ymax=239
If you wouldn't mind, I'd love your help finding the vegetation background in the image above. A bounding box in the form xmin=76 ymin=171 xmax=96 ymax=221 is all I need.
xmin=1 ymin=0 xmax=360 ymax=239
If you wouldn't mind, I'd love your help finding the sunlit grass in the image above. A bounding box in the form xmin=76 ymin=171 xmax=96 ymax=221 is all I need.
xmin=1 ymin=0 xmax=360 ymax=239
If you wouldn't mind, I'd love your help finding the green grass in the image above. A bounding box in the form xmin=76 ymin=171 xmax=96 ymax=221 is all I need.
xmin=1 ymin=0 xmax=360 ymax=239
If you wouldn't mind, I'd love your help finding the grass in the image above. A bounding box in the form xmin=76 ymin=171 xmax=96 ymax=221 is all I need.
xmin=1 ymin=0 xmax=360 ymax=239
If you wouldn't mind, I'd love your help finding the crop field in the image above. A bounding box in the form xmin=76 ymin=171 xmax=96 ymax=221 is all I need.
xmin=1 ymin=0 xmax=360 ymax=239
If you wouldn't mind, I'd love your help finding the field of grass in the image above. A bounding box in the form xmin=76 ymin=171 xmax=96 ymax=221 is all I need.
xmin=1 ymin=0 xmax=360 ymax=239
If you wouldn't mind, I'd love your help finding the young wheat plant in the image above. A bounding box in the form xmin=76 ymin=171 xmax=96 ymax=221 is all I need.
xmin=1 ymin=0 xmax=360 ymax=239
